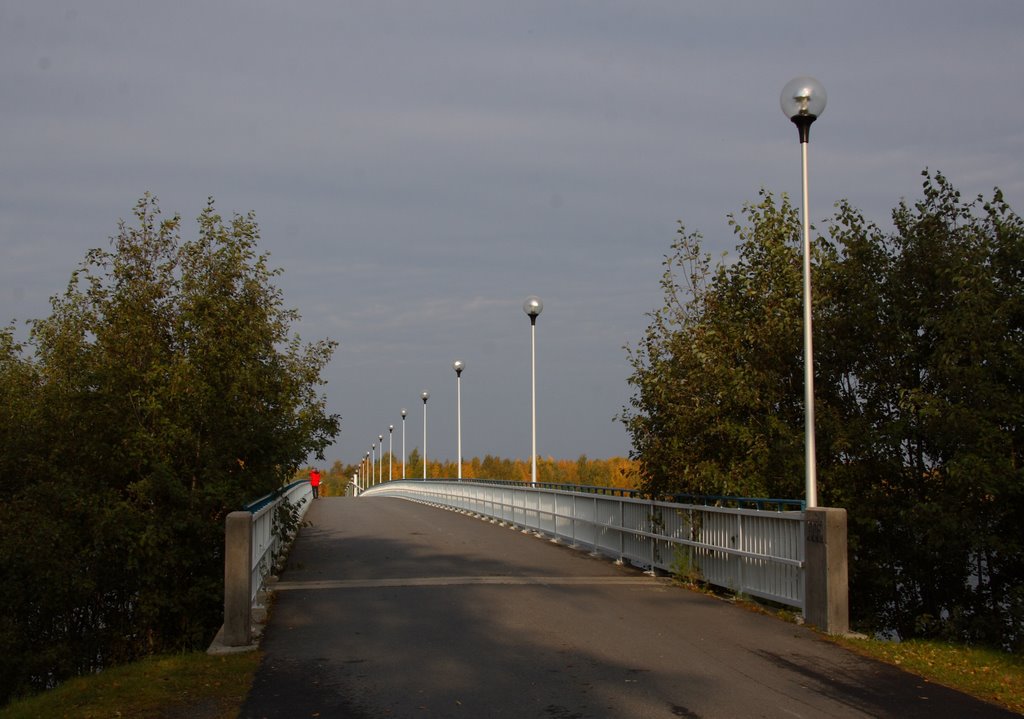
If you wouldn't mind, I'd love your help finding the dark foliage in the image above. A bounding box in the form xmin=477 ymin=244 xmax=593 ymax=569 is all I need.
xmin=0 ymin=196 xmax=340 ymax=704
xmin=623 ymin=172 xmax=1024 ymax=649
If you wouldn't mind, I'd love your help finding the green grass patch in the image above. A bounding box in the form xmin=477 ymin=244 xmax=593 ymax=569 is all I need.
xmin=0 ymin=651 xmax=261 ymax=719
xmin=834 ymin=636 xmax=1024 ymax=714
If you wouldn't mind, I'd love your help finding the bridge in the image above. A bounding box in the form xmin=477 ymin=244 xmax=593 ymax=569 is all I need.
xmin=221 ymin=483 xmax=1016 ymax=718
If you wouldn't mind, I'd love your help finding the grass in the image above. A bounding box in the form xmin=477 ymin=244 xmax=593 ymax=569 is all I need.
xmin=0 ymin=651 xmax=261 ymax=719
xmin=832 ymin=636 xmax=1024 ymax=714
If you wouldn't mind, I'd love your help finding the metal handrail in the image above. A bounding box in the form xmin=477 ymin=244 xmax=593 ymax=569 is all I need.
xmin=247 ymin=479 xmax=313 ymax=603
xmin=380 ymin=477 xmax=803 ymax=510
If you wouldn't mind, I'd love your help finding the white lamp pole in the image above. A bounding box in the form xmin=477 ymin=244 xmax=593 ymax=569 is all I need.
xmin=401 ymin=408 xmax=407 ymax=479
xmin=370 ymin=445 xmax=375 ymax=487
xmin=523 ymin=296 xmax=543 ymax=486
xmin=388 ymin=425 xmax=394 ymax=481
xmin=780 ymin=76 xmax=827 ymax=509
xmin=421 ymin=391 xmax=430 ymax=479
xmin=453 ymin=360 xmax=465 ymax=479
xmin=378 ymin=434 xmax=384 ymax=484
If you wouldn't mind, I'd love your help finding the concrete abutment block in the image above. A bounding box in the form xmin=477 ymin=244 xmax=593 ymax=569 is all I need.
xmin=804 ymin=507 xmax=849 ymax=635
xmin=223 ymin=510 xmax=253 ymax=647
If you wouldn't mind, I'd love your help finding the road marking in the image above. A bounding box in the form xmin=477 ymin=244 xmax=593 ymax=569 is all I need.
xmin=274 ymin=576 xmax=670 ymax=591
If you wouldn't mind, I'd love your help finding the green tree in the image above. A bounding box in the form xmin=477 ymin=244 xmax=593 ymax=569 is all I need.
xmin=622 ymin=191 xmax=809 ymax=500
xmin=820 ymin=172 xmax=1024 ymax=644
xmin=624 ymin=173 xmax=1024 ymax=648
xmin=0 ymin=195 xmax=340 ymax=704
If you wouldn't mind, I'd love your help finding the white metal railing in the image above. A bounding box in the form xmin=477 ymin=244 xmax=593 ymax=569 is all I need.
xmin=247 ymin=480 xmax=313 ymax=603
xmin=361 ymin=480 xmax=805 ymax=610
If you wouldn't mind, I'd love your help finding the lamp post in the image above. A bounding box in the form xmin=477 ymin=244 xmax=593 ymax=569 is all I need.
xmin=453 ymin=360 xmax=465 ymax=480
xmin=370 ymin=444 xmax=375 ymax=487
xmin=523 ymin=296 xmax=543 ymax=486
xmin=780 ymin=76 xmax=827 ymax=509
xmin=388 ymin=425 xmax=394 ymax=481
xmin=378 ymin=434 xmax=384 ymax=484
xmin=401 ymin=409 xmax=407 ymax=478
xmin=421 ymin=391 xmax=430 ymax=479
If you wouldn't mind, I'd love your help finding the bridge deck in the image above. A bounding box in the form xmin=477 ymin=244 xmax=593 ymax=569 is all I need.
xmin=241 ymin=496 xmax=1013 ymax=718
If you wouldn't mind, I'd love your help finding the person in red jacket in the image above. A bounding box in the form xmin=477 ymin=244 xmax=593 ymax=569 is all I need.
xmin=309 ymin=468 xmax=321 ymax=499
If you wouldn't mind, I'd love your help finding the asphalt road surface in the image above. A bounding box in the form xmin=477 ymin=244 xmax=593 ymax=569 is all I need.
xmin=240 ymin=496 xmax=1016 ymax=718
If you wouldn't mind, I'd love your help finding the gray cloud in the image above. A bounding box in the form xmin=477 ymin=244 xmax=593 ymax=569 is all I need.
xmin=3 ymin=0 xmax=1023 ymax=468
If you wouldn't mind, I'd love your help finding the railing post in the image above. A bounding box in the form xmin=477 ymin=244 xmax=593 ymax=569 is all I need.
xmin=804 ymin=507 xmax=849 ymax=634
xmin=224 ymin=511 xmax=253 ymax=647
xmin=736 ymin=513 xmax=744 ymax=595
xmin=618 ymin=499 xmax=625 ymax=564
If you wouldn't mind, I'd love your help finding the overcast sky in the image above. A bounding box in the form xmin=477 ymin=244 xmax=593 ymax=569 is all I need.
xmin=3 ymin=2 xmax=1023 ymax=470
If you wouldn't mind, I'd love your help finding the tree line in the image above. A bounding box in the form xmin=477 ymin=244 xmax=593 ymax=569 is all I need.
xmin=0 ymin=197 xmax=340 ymax=705
xmin=308 ymin=453 xmax=640 ymax=496
xmin=620 ymin=171 xmax=1024 ymax=650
